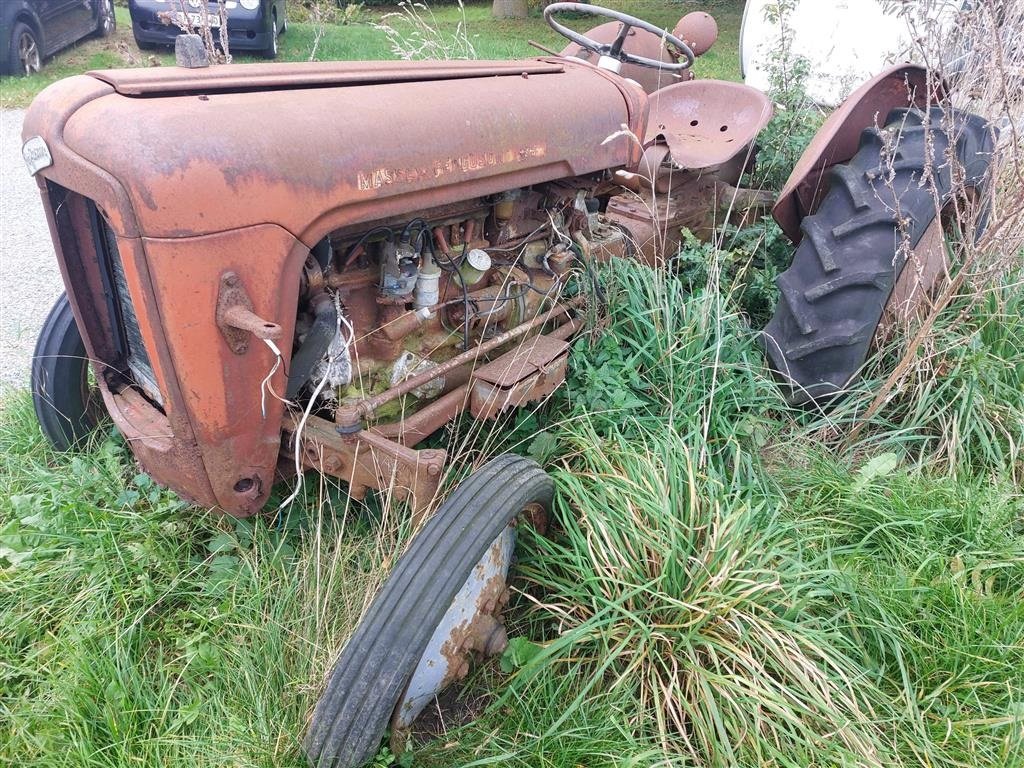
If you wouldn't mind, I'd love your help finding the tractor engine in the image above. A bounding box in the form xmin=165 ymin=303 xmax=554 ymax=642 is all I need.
xmin=290 ymin=181 xmax=615 ymax=426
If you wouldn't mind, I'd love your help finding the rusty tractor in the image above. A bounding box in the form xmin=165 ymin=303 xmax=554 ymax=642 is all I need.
xmin=23 ymin=4 xmax=992 ymax=766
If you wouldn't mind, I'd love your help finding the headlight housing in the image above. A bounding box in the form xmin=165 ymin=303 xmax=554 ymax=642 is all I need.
xmin=240 ymin=0 xmax=260 ymax=10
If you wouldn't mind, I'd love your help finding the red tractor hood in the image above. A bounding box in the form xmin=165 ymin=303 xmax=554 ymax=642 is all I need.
xmin=24 ymin=58 xmax=646 ymax=245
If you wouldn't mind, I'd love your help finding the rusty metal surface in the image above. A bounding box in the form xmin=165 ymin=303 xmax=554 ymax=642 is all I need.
xmin=283 ymin=415 xmax=445 ymax=519
xmin=336 ymin=299 xmax=582 ymax=430
xmin=471 ymin=351 xmax=568 ymax=420
xmin=86 ymin=59 xmax=565 ymax=96
xmin=645 ymin=80 xmax=772 ymax=170
xmin=878 ymin=216 xmax=948 ymax=338
xmin=607 ymin=171 xmax=769 ymax=260
xmin=99 ymin=386 xmax=217 ymax=509
xmin=22 ymin=75 xmax=140 ymax=238
xmin=58 ymin=60 xmax=640 ymax=244
xmin=22 ymin=57 xmax=635 ymax=517
xmin=216 ymin=271 xmax=284 ymax=355
xmin=373 ymin=319 xmax=582 ymax=448
xmin=391 ymin=528 xmax=515 ymax=731
xmin=560 ymin=21 xmax=687 ymax=93
xmin=673 ymin=12 xmax=718 ymax=57
xmin=473 ymin=334 xmax=569 ymax=386
xmin=773 ymin=64 xmax=944 ymax=243
xmin=38 ymin=184 xmax=218 ymax=508
xmin=141 ymin=225 xmax=306 ymax=513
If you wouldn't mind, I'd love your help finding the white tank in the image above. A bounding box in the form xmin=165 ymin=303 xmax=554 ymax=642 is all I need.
xmin=740 ymin=0 xmax=965 ymax=106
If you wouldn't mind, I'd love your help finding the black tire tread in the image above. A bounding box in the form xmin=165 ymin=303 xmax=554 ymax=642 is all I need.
xmin=304 ymin=454 xmax=554 ymax=768
xmin=763 ymin=106 xmax=994 ymax=404
xmin=31 ymin=293 xmax=96 ymax=451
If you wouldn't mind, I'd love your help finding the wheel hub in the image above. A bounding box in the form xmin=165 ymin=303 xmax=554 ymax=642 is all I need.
xmin=390 ymin=525 xmax=515 ymax=732
xmin=19 ymin=32 xmax=39 ymax=75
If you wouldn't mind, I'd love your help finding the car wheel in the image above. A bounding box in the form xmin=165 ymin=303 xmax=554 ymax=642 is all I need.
xmin=304 ymin=454 xmax=554 ymax=768
xmin=9 ymin=22 xmax=41 ymax=76
xmin=762 ymin=106 xmax=993 ymax=405
xmin=31 ymin=294 xmax=106 ymax=451
xmin=261 ymin=11 xmax=279 ymax=58
xmin=96 ymin=0 xmax=116 ymax=38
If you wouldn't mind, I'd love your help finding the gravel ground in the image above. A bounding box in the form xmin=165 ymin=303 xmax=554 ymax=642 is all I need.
xmin=0 ymin=109 xmax=63 ymax=393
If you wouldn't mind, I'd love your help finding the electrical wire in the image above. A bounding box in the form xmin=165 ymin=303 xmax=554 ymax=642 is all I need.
xmin=343 ymin=225 xmax=393 ymax=267
xmin=259 ymin=338 xmax=291 ymax=419
xmin=278 ymin=310 xmax=354 ymax=512
xmin=435 ymin=240 xmax=472 ymax=350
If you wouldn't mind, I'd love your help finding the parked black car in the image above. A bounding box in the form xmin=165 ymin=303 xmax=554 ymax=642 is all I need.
xmin=128 ymin=0 xmax=286 ymax=59
xmin=0 ymin=0 xmax=115 ymax=76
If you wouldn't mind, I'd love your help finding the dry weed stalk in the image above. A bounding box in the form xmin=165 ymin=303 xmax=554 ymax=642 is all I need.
xmin=848 ymin=0 xmax=1024 ymax=441
xmin=374 ymin=1 xmax=476 ymax=61
xmin=163 ymin=0 xmax=231 ymax=63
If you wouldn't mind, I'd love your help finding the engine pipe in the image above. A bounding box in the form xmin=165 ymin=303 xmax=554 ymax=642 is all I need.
xmin=375 ymin=312 xmax=582 ymax=445
xmin=334 ymin=295 xmax=585 ymax=433
xmin=286 ymin=292 xmax=338 ymax=399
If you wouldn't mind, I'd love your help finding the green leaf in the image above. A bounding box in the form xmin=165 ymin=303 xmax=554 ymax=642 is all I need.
xmin=499 ymin=637 xmax=543 ymax=673
xmin=206 ymin=532 xmax=237 ymax=554
xmin=853 ymin=452 xmax=900 ymax=490
xmin=526 ymin=431 xmax=558 ymax=464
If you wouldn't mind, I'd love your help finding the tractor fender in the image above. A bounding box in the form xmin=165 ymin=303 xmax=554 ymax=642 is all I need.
xmin=773 ymin=64 xmax=946 ymax=243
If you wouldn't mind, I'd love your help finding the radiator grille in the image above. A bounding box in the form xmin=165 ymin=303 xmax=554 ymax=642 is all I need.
xmin=95 ymin=211 xmax=162 ymax=405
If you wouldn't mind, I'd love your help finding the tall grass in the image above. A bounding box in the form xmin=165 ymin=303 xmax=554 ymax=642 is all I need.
xmin=0 ymin=396 xmax=396 ymax=766
xmin=417 ymin=260 xmax=1024 ymax=767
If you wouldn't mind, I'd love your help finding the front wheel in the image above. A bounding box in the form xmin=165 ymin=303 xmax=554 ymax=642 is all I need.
xmin=261 ymin=12 xmax=279 ymax=59
xmin=31 ymin=294 xmax=103 ymax=451
xmin=304 ymin=454 xmax=554 ymax=768
xmin=762 ymin=106 xmax=993 ymax=405
xmin=95 ymin=0 xmax=116 ymax=38
xmin=8 ymin=22 xmax=41 ymax=76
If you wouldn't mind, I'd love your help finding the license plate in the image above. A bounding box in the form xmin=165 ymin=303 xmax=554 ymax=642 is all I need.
xmin=175 ymin=11 xmax=221 ymax=28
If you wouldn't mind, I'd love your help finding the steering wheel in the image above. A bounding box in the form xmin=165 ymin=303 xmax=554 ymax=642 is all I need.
xmin=544 ymin=3 xmax=695 ymax=72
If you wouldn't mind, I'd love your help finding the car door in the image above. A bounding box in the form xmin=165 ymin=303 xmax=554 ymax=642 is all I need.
xmin=37 ymin=0 xmax=93 ymax=54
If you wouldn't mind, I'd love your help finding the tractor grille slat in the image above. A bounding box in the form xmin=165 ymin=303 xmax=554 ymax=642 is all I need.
xmin=98 ymin=214 xmax=162 ymax=405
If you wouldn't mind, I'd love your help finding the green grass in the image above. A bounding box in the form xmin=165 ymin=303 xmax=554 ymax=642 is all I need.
xmin=3 ymin=258 xmax=1022 ymax=766
xmin=0 ymin=1 xmax=743 ymax=108
xmin=4 ymin=1 xmax=1024 ymax=765
xmin=0 ymin=397 xmax=380 ymax=766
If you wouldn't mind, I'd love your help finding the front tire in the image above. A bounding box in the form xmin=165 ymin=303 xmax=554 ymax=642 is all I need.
xmin=762 ymin=106 xmax=993 ymax=405
xmin=8 ymin=22 xmax=41 ymax=76
xmin=31 ymin=294 xmax=103 ymax=451
xmin=95 ymin=0 xmax=116 ymax=38
xmin=304 ymin=454 xmax=554 ymax=768
xmin=261 ymin=12 xmax=279 ymax=59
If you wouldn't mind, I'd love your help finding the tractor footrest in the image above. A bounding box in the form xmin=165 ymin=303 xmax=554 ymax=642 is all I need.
xmin=470 ymin=334 xmax=569 ymax=419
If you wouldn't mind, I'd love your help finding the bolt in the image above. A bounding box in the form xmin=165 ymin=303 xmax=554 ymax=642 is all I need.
xmin=324 ymin=456 xmax=341 ymax=472
xmin=427 ymin=463 xmax=441 ymax=477
xmin=483 ymin=625 xmax=509 ymax=657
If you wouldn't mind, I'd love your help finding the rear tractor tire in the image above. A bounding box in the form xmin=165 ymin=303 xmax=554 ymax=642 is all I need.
xmin=763 ymin=106 xmax=993 ymax=405
xmin=304 ymin=454 xmax=554 ymax=768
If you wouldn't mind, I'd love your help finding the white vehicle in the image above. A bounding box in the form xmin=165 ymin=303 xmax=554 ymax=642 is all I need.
xmin=740 ymin=0 xmax=967 ymax=106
